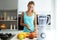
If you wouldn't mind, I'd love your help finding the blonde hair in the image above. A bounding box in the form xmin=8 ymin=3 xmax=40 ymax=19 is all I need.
xmin=28 ymin=1 xmax=35 ymax=6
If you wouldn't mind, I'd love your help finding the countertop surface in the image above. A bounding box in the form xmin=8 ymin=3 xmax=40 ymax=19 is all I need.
xmin=0 ymin=26 xmax=55 ymax=40
xmin=10 ymin=31 xmax=37 ymax=40
xmin=0 ymin=30 xmax=37 ymax=40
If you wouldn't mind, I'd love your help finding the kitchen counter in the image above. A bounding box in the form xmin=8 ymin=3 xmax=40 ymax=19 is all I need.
xmin=0 ymin=29 xmax=37 ymax=40
xmin=0 ymin=29 xmax=19 ymax=34
xmin=11 ymin=31 xmax=37 ymax=40
xmin=0 ymin=28 xmax=55 ymax=40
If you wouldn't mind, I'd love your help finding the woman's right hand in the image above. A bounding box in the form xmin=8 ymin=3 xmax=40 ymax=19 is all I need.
xmin=25 ymin=24 xmax=31 ymax=31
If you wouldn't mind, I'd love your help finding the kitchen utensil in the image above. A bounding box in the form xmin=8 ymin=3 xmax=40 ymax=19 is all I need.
xmin=14 ymin=24 xmax=16 ymax=30
xmin=0 ymin=24 xmax=6 ymax=29
xmin=11 ymin=16 xmax=13 ymax=20
xmin=7 ymin=16 xmax=10 ymax=20
xmin=10 ymin=24 xmax=13 ymax=30
xmin=4 ymin=12 xmax=7 ymax=20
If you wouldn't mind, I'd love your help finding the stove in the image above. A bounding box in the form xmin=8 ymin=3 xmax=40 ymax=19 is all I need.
xmin=0 ymin=33 xmax=15 ymax=40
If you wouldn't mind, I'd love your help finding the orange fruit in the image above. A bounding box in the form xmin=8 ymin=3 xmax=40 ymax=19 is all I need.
xmin=32 ymin=32 xmax=38 ymax=38
xmin=28 ymin=33 xmax=35 ymax=39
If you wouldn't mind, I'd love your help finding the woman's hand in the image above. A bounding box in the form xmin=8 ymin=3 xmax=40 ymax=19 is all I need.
xmin=25 ymin=24 xmax=31 ymax=31
xmin=34 ymin=28 xmax=37 ymax=32
xmin=30 ymin=29 xmax=38 ymax=38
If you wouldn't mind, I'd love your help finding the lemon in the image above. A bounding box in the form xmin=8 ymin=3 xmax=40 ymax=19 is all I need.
xmin=17 ymin=33 xmax=21 ymax=39
xmin=19 ymin=35 xmax=24 ymax=40
xmin=17 ymin=32 xmax=30 ymax=39
xmin=20 ymin=32 xmax=28 ymax=39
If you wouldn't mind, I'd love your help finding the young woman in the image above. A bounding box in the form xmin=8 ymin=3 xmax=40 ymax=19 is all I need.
xmin=20 ymin=1 xmax=37 ymax=33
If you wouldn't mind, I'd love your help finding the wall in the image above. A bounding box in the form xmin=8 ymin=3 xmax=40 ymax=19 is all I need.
xmin=18 ymin=0 xmax=54 ymax=14
xmin=0 ymin=0 xmax=4 ymax=9
xmin=18 ymin=0 xmax=55 ymax=29
xmin=0 ymin=0 xmax=18 ymax=10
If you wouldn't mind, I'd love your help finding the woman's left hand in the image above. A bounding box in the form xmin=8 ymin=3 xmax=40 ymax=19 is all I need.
xmin=31 ymin=30 xmax=38 ymax=38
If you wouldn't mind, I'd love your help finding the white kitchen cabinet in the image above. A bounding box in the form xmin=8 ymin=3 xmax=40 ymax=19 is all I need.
xmin=0 ymin=0 xmax=18 ymax=10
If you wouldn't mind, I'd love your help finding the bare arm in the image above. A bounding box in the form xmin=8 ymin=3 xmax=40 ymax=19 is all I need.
xmin=34 ymin=12 xmax=37 ymax=31
xmin=20 ymin=12 xmax=31 ymax=30
xmin=20 ymin=12 xmax=26 ymax=26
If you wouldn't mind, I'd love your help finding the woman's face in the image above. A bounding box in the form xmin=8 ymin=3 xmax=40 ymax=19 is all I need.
xmin=28 ymin=4 xmax=34 ymax=12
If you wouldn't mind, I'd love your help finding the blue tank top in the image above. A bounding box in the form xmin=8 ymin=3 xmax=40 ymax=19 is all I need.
xmin=23 ymin=12 xmax=34 ymax=32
